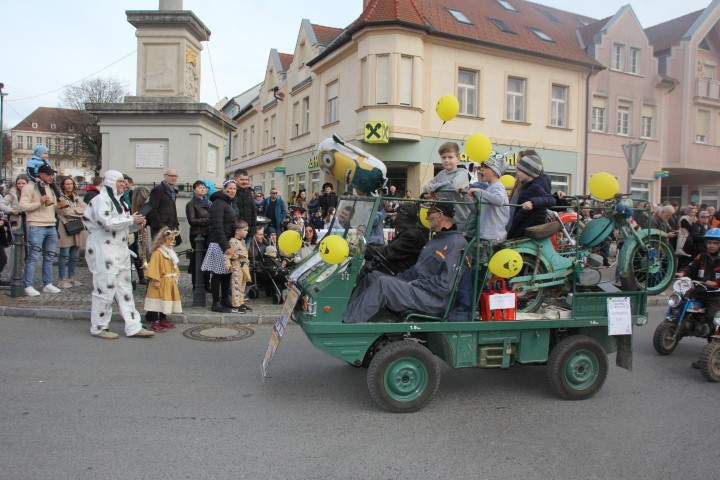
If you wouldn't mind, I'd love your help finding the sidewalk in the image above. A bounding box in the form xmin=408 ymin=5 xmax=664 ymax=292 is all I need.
xmin=0 ymin=260 xmax=284 ymax=325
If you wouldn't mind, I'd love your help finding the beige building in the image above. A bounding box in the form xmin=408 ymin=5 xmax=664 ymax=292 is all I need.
xmin=228 ymin=0 xmax=720 ymax=206
xmin=10 ymin=107 xmax=95 ymax=184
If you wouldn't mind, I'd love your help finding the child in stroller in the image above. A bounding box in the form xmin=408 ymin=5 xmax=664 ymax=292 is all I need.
xmin=247 ymin=240 xmax=290 ymax=304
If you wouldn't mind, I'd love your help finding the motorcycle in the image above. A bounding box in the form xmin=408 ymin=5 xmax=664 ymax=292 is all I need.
xmin=653 ymin=277 xmax=720 ymax=381
xmin=501 ymin=195 xmax=675 ymax=312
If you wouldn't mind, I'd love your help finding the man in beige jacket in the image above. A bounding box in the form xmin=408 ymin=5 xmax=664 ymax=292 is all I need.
xmin=19 ymin=164 xmax=66 ymax=296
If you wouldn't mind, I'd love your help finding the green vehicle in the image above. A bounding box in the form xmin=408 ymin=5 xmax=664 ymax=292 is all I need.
xmin=287 ymin=194 xmax=649 ymax=413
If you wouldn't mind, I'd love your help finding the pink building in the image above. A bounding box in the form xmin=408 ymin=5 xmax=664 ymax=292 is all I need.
xmin=646 ymin=1 xmax=720 ymax=208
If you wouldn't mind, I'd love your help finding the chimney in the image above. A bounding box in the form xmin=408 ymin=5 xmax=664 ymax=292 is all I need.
xmin=159 ymin=0 xmax=183 ymax=10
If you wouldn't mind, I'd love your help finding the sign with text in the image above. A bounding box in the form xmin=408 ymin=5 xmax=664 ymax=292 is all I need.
xmin=135 ymin=143 xmax=164 ymax=168
xmin=261 ymin=285 xmax=300 ymax=379
xmin=607 ymin=297 xmax=632 ymax=336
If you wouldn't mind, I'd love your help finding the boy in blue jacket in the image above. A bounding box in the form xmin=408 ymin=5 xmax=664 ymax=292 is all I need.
xmin=26 ymin=145 xmax=64 ymax=206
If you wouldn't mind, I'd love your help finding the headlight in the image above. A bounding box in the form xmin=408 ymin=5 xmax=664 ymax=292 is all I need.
xmin=668 ymin=293 xmax=682 ymax=308
xmin=673 ymin=277 xmax=692 ymax=295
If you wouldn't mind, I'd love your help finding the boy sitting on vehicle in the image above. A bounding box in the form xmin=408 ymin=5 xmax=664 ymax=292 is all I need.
xmin=462 ymin=152 xmax=510 ymax=244
xmin=676 ymin=228 xmax=720 ymax=369
xmin=423 ymin=142 xmax=471 ymax=231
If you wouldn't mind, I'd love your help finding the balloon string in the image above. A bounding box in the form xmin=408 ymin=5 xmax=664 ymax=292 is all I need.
xmin=422 ymin=122 xmax=446 ymax=192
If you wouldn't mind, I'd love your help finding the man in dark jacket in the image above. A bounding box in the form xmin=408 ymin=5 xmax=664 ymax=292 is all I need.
xmin=364 ymin=202 xmax=427 ymax=275
xmin=147 ymin=167 xmax=180 ymax=240
xmin=262 ymin=188 xmax=287 ymax=233
xmin=83 ymin=176 xmax=103 ymax=205
xmin=232 ymin=169 xmax=257 ymax=230
xmin=506 ymin=154 xmax=555 ymax=239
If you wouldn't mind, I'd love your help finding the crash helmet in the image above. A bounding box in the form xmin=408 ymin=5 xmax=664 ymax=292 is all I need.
xmin=704 ymin=228 xmax=720 ymax=240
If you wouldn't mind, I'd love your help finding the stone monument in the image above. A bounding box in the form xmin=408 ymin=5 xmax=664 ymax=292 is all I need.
xmin=87 ymin=0 xmax=235 ymax=188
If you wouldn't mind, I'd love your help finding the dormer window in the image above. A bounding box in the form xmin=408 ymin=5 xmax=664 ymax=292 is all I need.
xmin=530 ymin=28 xmax=553 ymax=42
xmin=32 ymin=122 xmax=38 ymax=128
xmin=68 ymin=124 xmax=75 ymax=132
xmin=489 ymin=18 xmax=516 ymax=35
xmin=496 ymin=0 xmax=518 ymax=12
xmin=448 ymin=8 xmax=472 ymax=25
xmin=540 ymin=9 xmax=561 ymax=23
xmin=576 ymin=17 xmax=589 ymax=26
xmin=50 ymin=123 xmax=56 ymax=130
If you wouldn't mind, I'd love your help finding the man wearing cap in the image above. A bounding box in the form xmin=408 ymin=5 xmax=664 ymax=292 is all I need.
xmin=465 ymin=151 xmax=510 ymax=242
xmin=506 ymin=152 xmax=555 ymax=240
xmin=343 ymin=198 xmax=466 ymax=323
xmin=18 ymin=164 xmax=64 ymax=296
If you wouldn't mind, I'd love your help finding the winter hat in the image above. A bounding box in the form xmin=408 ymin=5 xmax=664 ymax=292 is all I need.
xmin=394 ymin=202 xmax=420 ymax=228
xmin=516 ymin=155 xmax=543 ymax=179
xmin=265 ymin=245 xmax=278 ymax=257
xmin=34 ymin=145 xmax=49 ymax=157
xmin=267 ymin=227 xmax=276 ymax=236
xmin=481 ymin=151 xmax=507 ymax=178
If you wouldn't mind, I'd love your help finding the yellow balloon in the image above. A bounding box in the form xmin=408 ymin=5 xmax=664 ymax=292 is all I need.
xmin=436 ymin=94 xmax=459 ymax=122
xmin=419 ymin=206 xmax=430 ymax=228
xmin=488 ymin=249 xmax=524 ymax=279
xmin=588 ymin=172 xmax=620 ymax=200
xmin=465 ymin=133 xmax=493 ymax=163
xmin=500 ymin=174 xmax=515 ymax=190
xmin=318 ymin=234 xmax=350 ymax=265
xmin=278 ymin=230 xmax=302 ymax=255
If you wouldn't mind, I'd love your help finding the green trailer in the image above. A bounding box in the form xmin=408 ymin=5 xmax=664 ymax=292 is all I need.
xmin=286 ymin=195 xmax=649 ymax=413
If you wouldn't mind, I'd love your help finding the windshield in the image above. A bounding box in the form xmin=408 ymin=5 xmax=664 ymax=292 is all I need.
xmin=321 ymin=197 xmax=376 ymax=242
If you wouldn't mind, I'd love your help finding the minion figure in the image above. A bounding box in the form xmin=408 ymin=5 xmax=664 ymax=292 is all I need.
xmin=317 ymin=136 xmax=387 ymax=195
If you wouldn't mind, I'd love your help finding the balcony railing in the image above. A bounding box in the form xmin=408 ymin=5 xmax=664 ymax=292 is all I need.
xmin=695 ymin=78 xmax=720 ymax=101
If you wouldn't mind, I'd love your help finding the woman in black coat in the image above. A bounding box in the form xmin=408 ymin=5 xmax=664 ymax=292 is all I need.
xmin=507 ymin=154 xmax=556 ymax=240
xmin=202 ymin=180 xmax=239 ymax=312
xmin=186 ymin=180 xmax=212 ymax=292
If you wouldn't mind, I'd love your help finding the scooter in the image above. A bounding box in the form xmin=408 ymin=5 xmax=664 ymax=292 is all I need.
xmin=653 ymin=277 xmax=720 ymax=381
xmin=503 ymin=196 xmax=675 ymax=312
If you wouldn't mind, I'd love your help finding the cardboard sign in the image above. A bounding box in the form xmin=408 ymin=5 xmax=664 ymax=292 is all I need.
xmin=260 ymin=285 xmax=300 ymax=378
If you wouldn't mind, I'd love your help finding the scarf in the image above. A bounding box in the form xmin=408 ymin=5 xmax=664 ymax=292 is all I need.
xmin=105 ymin=186 xmax=127 ymax=214
xmin=158 ymin=245 xmax=179 ymax=266
xmin=192 ymin=193 xmax=211 ymax=209
xmin=162 ymin=180 xmax=177 ymax=202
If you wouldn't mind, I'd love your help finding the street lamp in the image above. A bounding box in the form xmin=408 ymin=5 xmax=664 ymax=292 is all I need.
xmin=0 ymin=82 xmax=7 ymax=184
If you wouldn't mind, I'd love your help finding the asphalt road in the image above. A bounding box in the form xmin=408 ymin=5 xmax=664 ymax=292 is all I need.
xmin=0 ymin=305 xmax=716 ymax=480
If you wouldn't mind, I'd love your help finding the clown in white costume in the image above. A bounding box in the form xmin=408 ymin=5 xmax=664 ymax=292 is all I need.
xmin=83 ymin=170 xmax=154 ymax=339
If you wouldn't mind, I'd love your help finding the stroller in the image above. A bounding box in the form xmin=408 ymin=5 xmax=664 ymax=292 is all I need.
xmin=247 ymin=241 xmax=290 ymax=304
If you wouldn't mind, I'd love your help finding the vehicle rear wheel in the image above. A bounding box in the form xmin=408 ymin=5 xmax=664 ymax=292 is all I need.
xmin=367 ymin=341 xmax=440 ymax=413
xmin=547 ymin=335 xmax=608 ymax=400
xmin=620 ymin=236 xmax=675 ymax=294
xmin=699 ymin=341 xmax=720 ymax=382
xmin=652 ymin=320 xmax=680 ymax=355
xmin=510 ymin=253 xmax=547 ymax=313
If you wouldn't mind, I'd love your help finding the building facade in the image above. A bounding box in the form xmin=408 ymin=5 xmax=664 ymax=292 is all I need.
xmin=10 ymin=107 xmax=95 ymax=184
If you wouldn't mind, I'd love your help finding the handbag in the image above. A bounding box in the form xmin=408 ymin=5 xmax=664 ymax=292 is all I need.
xmin=63 ymin=219 xmax=85 ymax=236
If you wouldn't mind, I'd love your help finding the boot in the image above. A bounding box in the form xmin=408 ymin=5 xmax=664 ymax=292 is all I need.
xmin=211 ymin=302 xmax=232 ymax=313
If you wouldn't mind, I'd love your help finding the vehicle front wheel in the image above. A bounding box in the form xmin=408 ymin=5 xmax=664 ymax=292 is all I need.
xmin=547 ymin=335 xmax=608 ymax=400
xmin=653 ymin=320 xmax=680 ymax=355
xmin=699 ymin=341 xmax=720 ymax=382
xmin=367 ymin=341 xmax=440 ymax=413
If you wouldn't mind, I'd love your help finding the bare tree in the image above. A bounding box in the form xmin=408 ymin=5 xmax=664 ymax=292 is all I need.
xmin=60 ymin=77 xmax=128 ymax=173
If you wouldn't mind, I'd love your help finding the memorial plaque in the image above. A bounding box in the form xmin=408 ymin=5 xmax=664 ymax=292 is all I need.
xmin=135 ymin=143 xmax=164 ymax=169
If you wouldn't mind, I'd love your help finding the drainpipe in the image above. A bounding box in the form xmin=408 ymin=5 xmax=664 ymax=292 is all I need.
xmin=583 ymin=66 xmax=595 ymax=195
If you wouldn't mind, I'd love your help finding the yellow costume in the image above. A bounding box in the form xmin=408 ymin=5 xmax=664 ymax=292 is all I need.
xmin=144 ymin=246 xmax=182 ymax=314
xmin=228 ymin=237 xmax=250 ymax=308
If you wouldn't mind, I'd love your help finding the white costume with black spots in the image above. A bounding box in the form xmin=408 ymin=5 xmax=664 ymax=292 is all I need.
xmin=83 ymin=170 xmax=143 ymax=336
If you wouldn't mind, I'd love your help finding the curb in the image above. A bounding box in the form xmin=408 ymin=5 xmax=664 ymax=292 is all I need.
xmin=0 ymin=305 xmax=280 ymax=325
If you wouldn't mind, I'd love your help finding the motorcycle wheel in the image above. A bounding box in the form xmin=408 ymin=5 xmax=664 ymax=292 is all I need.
xmin=510 ymin=253 xmax=548 ymax=313
xmin=620 ymin=236 xmax=675 ymax=295
xmin=699 ymin=341 xmax=720 ymax=382
xmin=652 ymin=320 xmax=680 ymax=355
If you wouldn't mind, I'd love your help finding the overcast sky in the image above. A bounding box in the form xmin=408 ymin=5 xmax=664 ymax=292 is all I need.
xmin=2 ymin=0 xmax=714 ymax=129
